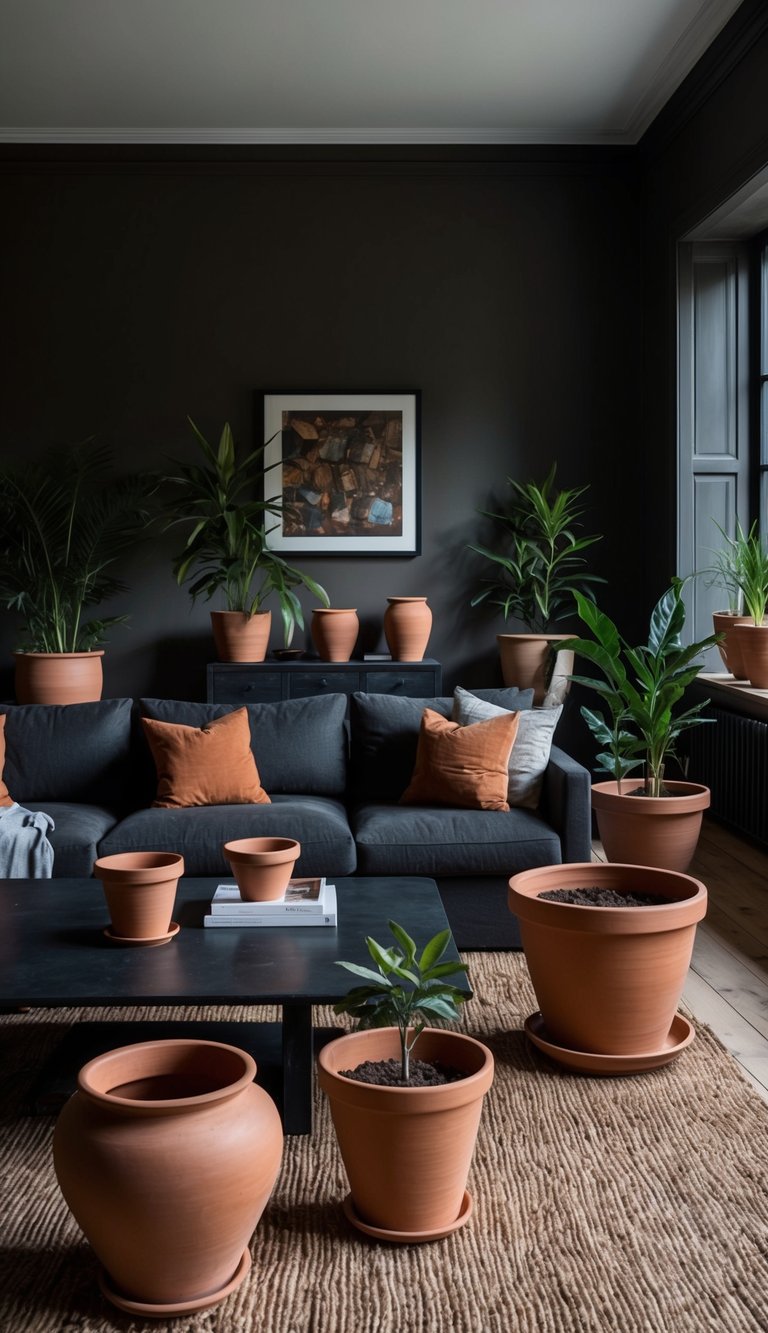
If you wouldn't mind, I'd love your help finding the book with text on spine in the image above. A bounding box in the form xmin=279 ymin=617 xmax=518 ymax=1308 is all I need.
xmin=211 ymin=877 xmax=328 ymax=915
xmin=204 ymin=885 xmax=337 ymax=928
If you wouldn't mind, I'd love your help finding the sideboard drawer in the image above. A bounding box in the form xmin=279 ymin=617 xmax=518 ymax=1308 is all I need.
xmin=289 ymin=671 xmax=361 ymax=699
xmin=207 ymin=669 xmax=283 ymax=705
xmin=364 ymin=669 xmax=438 ymax=697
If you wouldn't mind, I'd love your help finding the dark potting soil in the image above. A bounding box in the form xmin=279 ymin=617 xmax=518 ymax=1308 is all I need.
xmin=539 ymin=887 xmax=671 ymax=907
xmin=340 ymin=1058 xmax=468 ymax=1087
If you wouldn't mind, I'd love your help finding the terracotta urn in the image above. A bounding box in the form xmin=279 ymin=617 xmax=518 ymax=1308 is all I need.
xmin=13 ymin=650 xmax=104 ymax=705
xmin=53 ymin=1038 xmax=283 ymax=1317
xmin=496 ymin=634 xmax=574 ymax=706
xmin=730 ymin=622 xmax=768 ymax=688
xmin=311 ymin=608 xmax=359 ymax=662
xmin=93 ymin=851 xmax=184 ymax=942
xmin=590 ymin=779 xmax=710 ymax=873
xmin=383 ymin=596 xmax=432 ymax=661
xmin=317 ymin=1026 xmax=493 ymax=1242
xmin=712 ymin=612 xmax=752 ymax=679
xmin=509 ymin=861 xmax=707 ymax=1059
xmin=223 ymin=836 xmax=301 ymax=900
xmin=210 ymin=610 xmax=271 ymax=663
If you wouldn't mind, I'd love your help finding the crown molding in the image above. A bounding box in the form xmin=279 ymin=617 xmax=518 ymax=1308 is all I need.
xmin=0 ymin=126 xmax=637 ymax=147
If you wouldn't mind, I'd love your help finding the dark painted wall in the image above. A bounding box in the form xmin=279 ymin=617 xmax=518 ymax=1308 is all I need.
xmin=0 ymin=148 xmax=642 ymax=705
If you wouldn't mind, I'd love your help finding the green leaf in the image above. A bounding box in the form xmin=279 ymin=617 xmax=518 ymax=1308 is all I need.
xmin=417 ymin=928 xmax=451 ymax=973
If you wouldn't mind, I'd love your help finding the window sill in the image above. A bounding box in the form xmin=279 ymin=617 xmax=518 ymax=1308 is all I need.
xmin=694 ymin=672 xmax=768 ymax=722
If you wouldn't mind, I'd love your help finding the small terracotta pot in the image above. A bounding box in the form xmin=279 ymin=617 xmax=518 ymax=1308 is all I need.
xmin=13 ymin=650 xmax=104 ymax=705
xmin=311 ymin=608 xmax=359 ymax=662
xmin=730 ymin=622 xmax=768 ymax=688
xmin=495 ymin=634 xmax=574 ymax=706
xmin=509 ymin=861 xmax=707 ymax=1056
xmin=383 ymin=597 xmax=432 ymax=661
xmin=93 ymin=851 xmax=184 ymax=940
xmin=591 ymin=779 xmax=710 ymax=873
xmin=223 ymin=836 xmax=300 ymax=900
xmin=712 ymin=612 xmax=752 ymax=679
xmin=53 ymin=1039 xmax=283 ymax=1316
xmin=318 ymin=1027 xmax=493 ymax=1240
xmin=210 ymin=610 xmax=271 ymax=663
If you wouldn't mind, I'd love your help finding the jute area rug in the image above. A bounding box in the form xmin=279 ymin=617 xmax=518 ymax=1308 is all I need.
xmin=1 ymin=953 xmax=767 ymax=1333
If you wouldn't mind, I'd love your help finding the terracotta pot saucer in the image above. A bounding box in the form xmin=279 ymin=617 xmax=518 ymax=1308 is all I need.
xmin=98 ymin=1247 xmax=251 ymax=1316
xmin=102 ymin=922 xmax=180 ymax=947
xmin=341 ymin=1189 xmax=473 ymax=1244
xmin=524 ymin=1011 xmax=694 ymax=1075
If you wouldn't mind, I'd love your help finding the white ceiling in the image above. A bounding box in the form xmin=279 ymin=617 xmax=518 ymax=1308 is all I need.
xmin=0 ymin=0 xmax=745 ymax=146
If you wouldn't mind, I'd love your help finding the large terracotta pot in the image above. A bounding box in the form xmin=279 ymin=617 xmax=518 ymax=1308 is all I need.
xmin=730 ymin=622 xmax=768 ymax=688
xmin=93 ymin=851 xmax=184 ymax=942
xmin=311 ymin=608 xmax=359 ymax=662
xmin=509 ymin=861 xmax=707 ymax=1057
xmin=496 ymin=634 xmax=573 ymax=706
xmin=712 ymin=612 xmax=752 ymax=679
xmin=210 ymin=610 xmax=271 ymax=663
xmin=13 ymin=650 xmax=104 ymax=705
xmin=591 ymin=779 xmax=710 ymax=873
xmin=383 ymin=597 xmax=432 ymax=661
xmin=53 ymin=1038 xmax=283 ymax=1317
xmin=223 ymin=836 xmax=300 ymax=901
xmin=318 ymin=1027 xmax=493 ymax=1242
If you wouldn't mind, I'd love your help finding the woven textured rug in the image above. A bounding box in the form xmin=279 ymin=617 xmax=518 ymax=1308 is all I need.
xmin=1 ymin=953 xmax=767 ymax=1333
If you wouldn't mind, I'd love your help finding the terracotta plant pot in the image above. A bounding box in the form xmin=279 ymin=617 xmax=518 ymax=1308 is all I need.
xmin=712 ymin=612 xmax=752 ymax=679
xmin=53 ymin=1038 xmax=283 ymax=1317
xmin=93 ymin=851 xmax=184 ymax=942
xmin=311 ymin=608 xmax=359 ymax=662
xmin=496 ymin=634 xmax=574 ymax=706
xmin=13 ymin=650 xmax=104 ymax=705
xmin=591 ymin=779 xmax=710 ymax=873
xmin=210 ymin=610 xmax=271 ymax=663
xmin=509 ymin=861 xmax=707 ymax=1057
xmin=317 ymin=1026 xmax=493 ymax=1242
xmin=223 ymin=836 xmax=301 ymax=901
xmin=383 ymin=597 xmax=432 ymax=661
xmin=730 ymin=622 xmax=768 ymax=688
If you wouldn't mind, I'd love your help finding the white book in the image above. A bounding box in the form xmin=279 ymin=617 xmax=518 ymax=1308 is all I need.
xmin=204 ymin=886 xmax=337 ymax=928
xmin=211 ymin=877 xmax=329 ymax=915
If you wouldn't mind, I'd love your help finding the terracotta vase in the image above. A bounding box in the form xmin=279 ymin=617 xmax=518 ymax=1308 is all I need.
xmin=13 ymin=650 xmax=104 ymax=705
xmin=210 ymin=610 xmax=271 ymax=663
xmin=590 ymin=779 xmax=710 ymax=873
xmin=508 ymin=861 xmax=707 ymax=1058
xmin=53 ymin=1038 xmax=283 ymax=1317
xmin=495 ymin=634 xmax=574 ymax=706
xmin=93 ymin=851 xmax=184 ymax=942
xmin=383 ymin=597 xmax=432 ymax=661
xmin=311 ymin=608 xmax=359 ymax=662
xmin=223 ymin=836 xmax=301 ymax=900
xmin=730 ymin=623 xmax=768 ymax=688
xmin=712 ymin=612 xmax=752 ymax=679
xmin=317 ymin=1026 xmax=493 ymax=1242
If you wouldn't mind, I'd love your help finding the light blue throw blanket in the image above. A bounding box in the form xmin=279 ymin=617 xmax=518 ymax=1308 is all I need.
xmin=0 ymin=803 xmax=55 ymax=877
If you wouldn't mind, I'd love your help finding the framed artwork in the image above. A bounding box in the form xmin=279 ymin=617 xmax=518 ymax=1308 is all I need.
xmin=261 ymin=391 xmax=420 ymax=555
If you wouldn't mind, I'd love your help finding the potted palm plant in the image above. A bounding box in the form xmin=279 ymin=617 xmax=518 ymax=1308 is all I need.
xmin=317 ymin=922 xmax=493 ymax=1243
xmin=0 ymin=441 xmax=154 ymax=704
xmin=161 ymin=419 xmax=329 ymax=662
xmin=468 ymin=464 xmax=603 ymax=703
xmin=561 ymin=579 xmax=720 ymax=871
xmin=724 ymin=521 xmax=768 ymax=687
xmin=706 ymin=521 xmax=751 ymax=678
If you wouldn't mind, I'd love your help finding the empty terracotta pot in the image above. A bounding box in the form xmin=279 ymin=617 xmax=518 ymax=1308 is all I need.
xmin=223 ymin=836 xmax=301 ymax=900
xmin=93 ymin=851 xmax=184 ymax=940
xmin=14 ymin=650 xmax=104 ymax=705
xmin=383 ymin=597 xmax=432 ymax=661
xmin=311 ymin=608 xmax=359 ymax=662
xmin=53 ymin=1038 xmax=283 ymax=1316
xmin=210 ymin=610 xmax=271 ymax=663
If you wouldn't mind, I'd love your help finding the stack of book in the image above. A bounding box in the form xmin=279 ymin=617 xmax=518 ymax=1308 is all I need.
xmin=203 ymin=877 xmax=337 ymax=928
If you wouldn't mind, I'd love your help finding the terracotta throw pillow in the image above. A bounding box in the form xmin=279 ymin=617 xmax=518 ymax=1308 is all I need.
xmin=452 ymin=685 xmax=563 ymax=809
xmin=400 ymin=708 xmax=520 ymax=811
xmin=0 ymin=715 xmax=12 ymax=807
xmin=141 ymin=708 xmax=270 ymax=809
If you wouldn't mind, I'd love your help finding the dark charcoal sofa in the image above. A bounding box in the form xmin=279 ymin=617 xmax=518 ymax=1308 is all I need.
xmin=0 ymin=690 xmax=591 ymax=906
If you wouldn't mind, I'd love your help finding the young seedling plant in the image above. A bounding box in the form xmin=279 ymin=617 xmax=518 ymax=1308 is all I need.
xmin=334 ymin=921 xmax=469 ymax=1083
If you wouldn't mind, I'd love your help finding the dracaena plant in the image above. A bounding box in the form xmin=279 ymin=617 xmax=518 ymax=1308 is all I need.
xmin=720 ymin=520 xmax=768 ymax=625
xmin=334 ymin=922 xmax=469 ymax=1083
xmin=561 ymin=579 xmax=721 ymax=798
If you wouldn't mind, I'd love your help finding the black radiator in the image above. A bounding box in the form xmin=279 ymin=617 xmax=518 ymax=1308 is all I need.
xmin=686 ymin=706 xmax=768 ymax=846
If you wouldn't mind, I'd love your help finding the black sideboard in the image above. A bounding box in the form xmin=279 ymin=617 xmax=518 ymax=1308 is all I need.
xmin=207 ymin=658 xmax=443 ymax=706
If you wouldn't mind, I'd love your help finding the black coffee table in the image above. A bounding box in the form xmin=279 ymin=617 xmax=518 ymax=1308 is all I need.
xmin=0 ymin=875 xmax=466 ymax=1133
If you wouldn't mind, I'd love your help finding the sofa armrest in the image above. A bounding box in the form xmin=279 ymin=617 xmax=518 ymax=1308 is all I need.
xmin=540 ymin=744 xmax=592 ymax=863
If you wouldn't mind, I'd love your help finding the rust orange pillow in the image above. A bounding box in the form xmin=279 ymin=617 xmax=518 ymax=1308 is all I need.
xmin=399 ymin=708 xmax=520 ymax=811
xmin=0 ymin=714 xmax=12 ymax=807
xmin=141 ymin=708 xmax=270 ymax=809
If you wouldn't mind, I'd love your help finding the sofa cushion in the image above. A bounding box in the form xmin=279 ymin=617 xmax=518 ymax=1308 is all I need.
xmin=349 ymin=688 xmax=535 ymax=802
xmin=139 ymin=695 xmax=348 ymax=797
xmin=351 ymin=803 xmax=561 ymax=877
xmin=23 ymin=802 xmax=121 ymax=877
xmin=0 ymin=715 xmax=12 ymax=807
xmin=400 ymin=708 xmax=521 ymax=811
xmin=0 ymin=699 xmax=134 ymax=807
xmin=452 ymin=686 xmax=563 ymax=809
xmin=141 ymin=708 xmax=270 ymax=809
xmin=99 ymin=794 xmax=357 ymax=878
